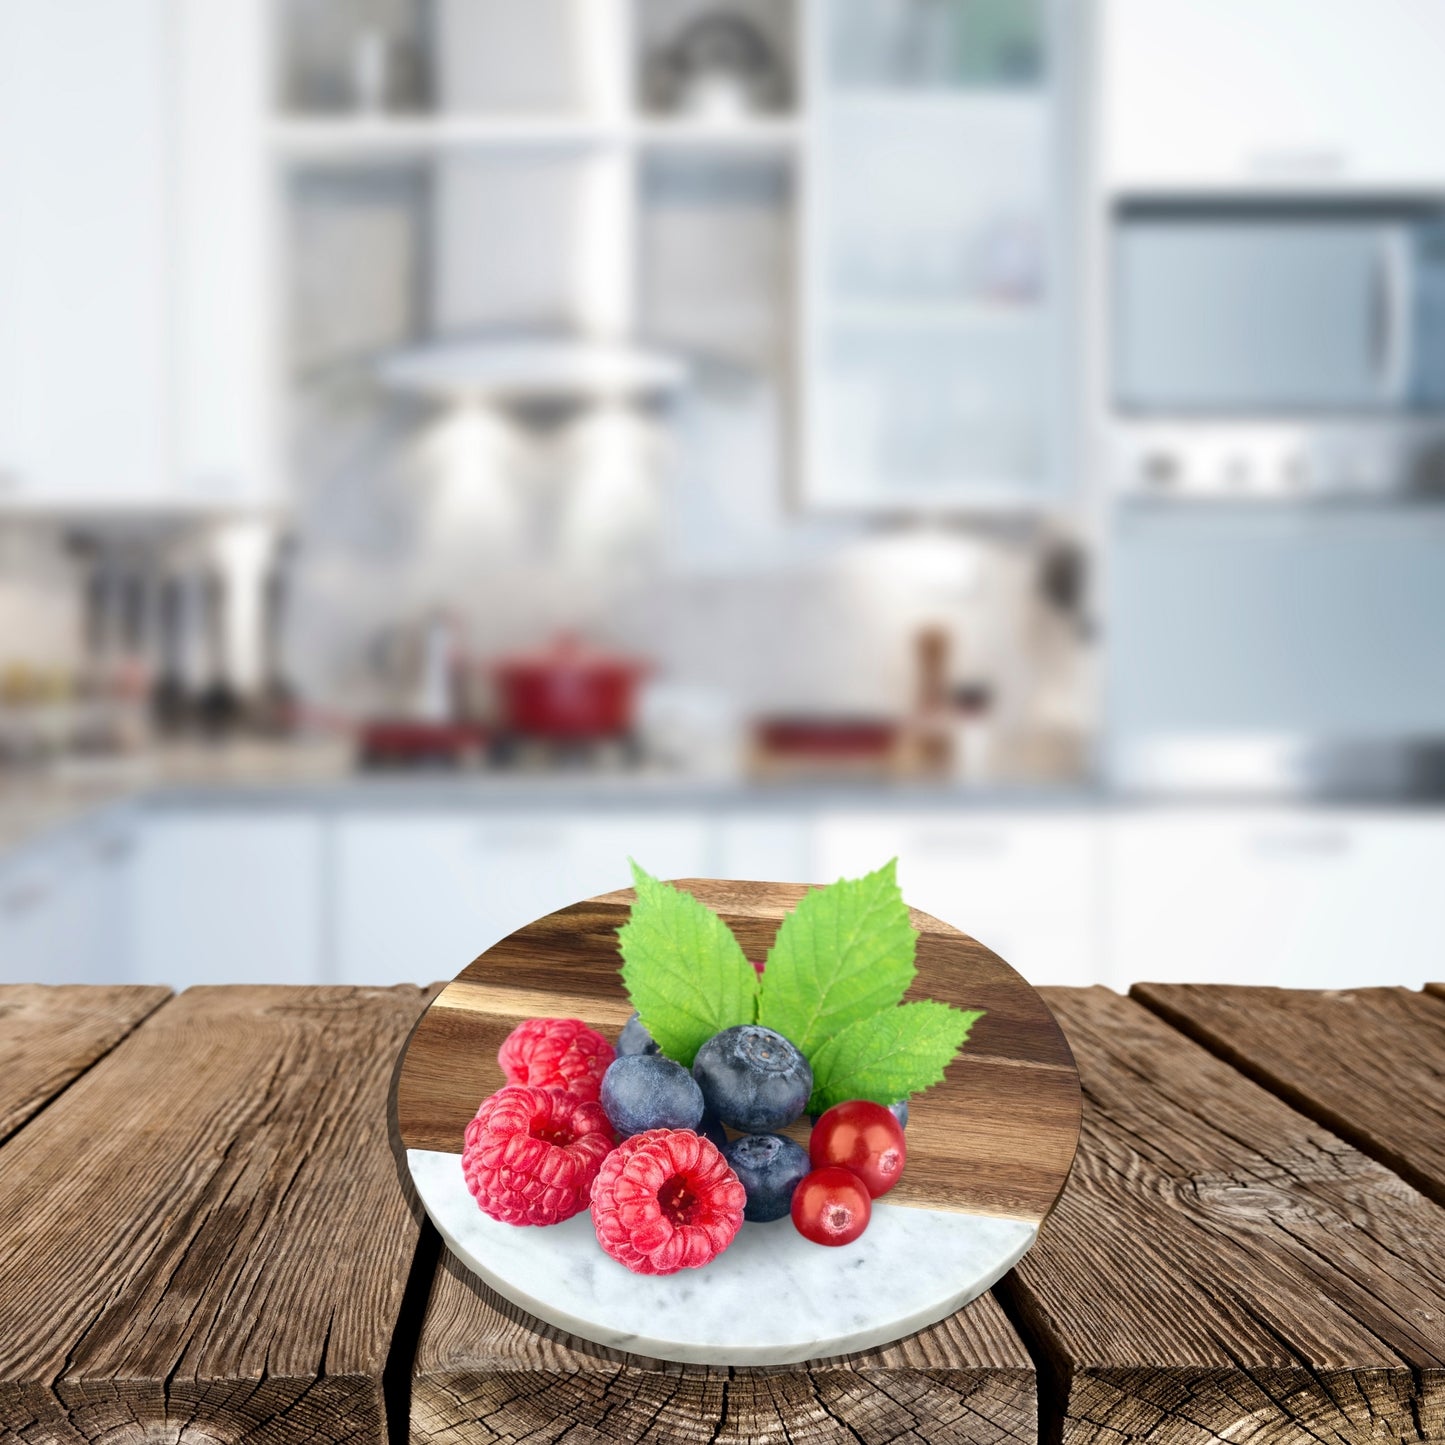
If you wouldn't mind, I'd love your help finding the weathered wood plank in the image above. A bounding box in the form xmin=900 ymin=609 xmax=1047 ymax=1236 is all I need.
xmin=999 ymin=987 xmax=1445 ymax=1445
xmin=397 ymin=881 xmax=1081 ymax=1224
xmin=0 ymin=984 xmax=434 ymax=1445
xmin=412 ymin=1247 xmax=1037 ymax=1444
xmin=1133 ymin=983 xmax=1445 ymax=1208
xmin=0 ymin=984 xmax=170 ymax=1144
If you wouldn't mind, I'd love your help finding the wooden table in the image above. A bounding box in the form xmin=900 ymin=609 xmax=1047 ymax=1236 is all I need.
xmin=2 ymin=978 xmax=1443 ymax=1444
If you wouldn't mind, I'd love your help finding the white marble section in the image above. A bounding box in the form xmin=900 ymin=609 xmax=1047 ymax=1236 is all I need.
xmin=409 ymin=1148 xmax=1037 ymax=1365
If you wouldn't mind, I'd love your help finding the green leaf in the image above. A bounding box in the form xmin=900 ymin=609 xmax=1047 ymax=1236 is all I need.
xmin=807 ymin=1001 xmax=985 ymax=1114
xmin=757 ymin=859 xmax=917 ymax=1059
xmin=617 ymin=859 xmax=759 ymax=1067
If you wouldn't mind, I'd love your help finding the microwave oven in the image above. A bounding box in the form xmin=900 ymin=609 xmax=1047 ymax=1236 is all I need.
xmin=1108 ymin=198 xmax=1445 ymax=500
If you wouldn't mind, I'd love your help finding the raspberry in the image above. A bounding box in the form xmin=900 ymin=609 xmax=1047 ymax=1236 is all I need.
xmin=498 ymin=1018 xmax=615 ymax=1103
xmin=590 ymin=1128 xmax=746 ymax=1275
xmin=462 ymin=1085 xmax=614 ymax=1226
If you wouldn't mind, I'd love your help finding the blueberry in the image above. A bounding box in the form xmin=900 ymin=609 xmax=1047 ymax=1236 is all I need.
xmin=600 ymin=1054 xmax=705 ymax=1136
xmin=809 ymin=1098 xmax=909 ymax=1130
xmin=723 ymin=1133 xmax=811 ymax=1223
xmin=696 ymin=1110 xmax=729 ymax=1152
xmin=617 ymin=1012 xmax=660 ymax=1057
xmin=691 ymin=1025 xmax=812 ymax=1133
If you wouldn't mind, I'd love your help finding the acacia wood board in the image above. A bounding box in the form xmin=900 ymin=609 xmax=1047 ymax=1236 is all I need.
xmin=394 ymin=878 xmax=1082 ymax=1224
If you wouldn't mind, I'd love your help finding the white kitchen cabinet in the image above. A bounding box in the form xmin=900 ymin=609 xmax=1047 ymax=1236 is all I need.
xmin=130 ymin=813 xmax=325 ymax=988
xmin=333 ymin=812 xmax=711 ymax=987
xmin=1106 ymin=810 xmax=1445 ymax=988
xmin=0 ymin=0 xmax=274 ymax=511
xmin=52 ymin=815 xmax=140 ymax=984
xmin=0 ymin=812 xmax=138 ymax=984
xmin=713 ymin=815 xmax=813 ymax=886
xmin=1100 ymin=0 xmax=1445 ymax=190
xmin=814 ymin=812 xmax=1104 ymax=986
xmin=170 ymin=0 xmax=277 ymax=506
xmin=0 ymin=1 xmax=169 ymax=507
xmin=0 ymin=847 xmax=65 ymax=984
xmin=804 ymin=0 xmax=1070 ymax=511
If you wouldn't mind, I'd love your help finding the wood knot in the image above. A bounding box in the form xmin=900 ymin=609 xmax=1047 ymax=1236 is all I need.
xmin=1181 ymin=1176 xmax=1333 ymax=1229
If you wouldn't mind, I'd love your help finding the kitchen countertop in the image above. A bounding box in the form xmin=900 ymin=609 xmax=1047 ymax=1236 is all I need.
xmin=0 ymin=738 xmax=1103 ymax=859
xmin=6 ymin=736 xmax=1445 ymax=864
xmin=0 ymin=739 xmax=354 ymax=857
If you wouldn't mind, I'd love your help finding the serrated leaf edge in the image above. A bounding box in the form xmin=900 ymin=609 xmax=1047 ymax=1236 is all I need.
xmin=759 ymin=858 xmax=917 ymax=1055
xmin=807 ymin=1001 xmax=985 ymax=1114
xmin=616 ymin=860 xmax=759 ymax=1064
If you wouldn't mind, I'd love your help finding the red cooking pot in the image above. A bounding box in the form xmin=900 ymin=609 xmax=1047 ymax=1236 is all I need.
xmin=491 ymin=634 xmax=651 ymax=741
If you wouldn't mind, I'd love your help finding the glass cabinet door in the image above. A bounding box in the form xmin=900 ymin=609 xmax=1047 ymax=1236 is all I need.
xmin=804 ymin=0 xmax=1066 ymax=509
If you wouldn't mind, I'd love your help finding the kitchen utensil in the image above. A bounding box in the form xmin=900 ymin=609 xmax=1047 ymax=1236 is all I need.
xmin=749 ymin=714 xmax=902 ymax=780
xmin=358 ymin=718 xmax=490 ymax=770
xmin=491 ymin=635 xmax=650 ymax=743
xmin=253 ymin=552 xmax=298 ymax=737
xmin=195 ymin=571 xmax=242 ymax=739
xmin=646 ymin=12 xmax=787 ymax=119
xmin=909 ymin=624 xmax=954 ymax=777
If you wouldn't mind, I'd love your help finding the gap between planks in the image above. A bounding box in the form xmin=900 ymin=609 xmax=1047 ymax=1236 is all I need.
xmin=1001 ymin=986 xmax=1445 ymax=1445
xmin=0 ymin=984 xmax=173 ymax=1149
xmin=1130 ymin=982 xmax=1445 ymax=1210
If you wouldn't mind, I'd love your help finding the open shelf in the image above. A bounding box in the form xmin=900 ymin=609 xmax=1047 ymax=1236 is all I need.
xmin=273 ymin=114 xmax=801 ymax=165
xmin=271 ymin=0 xmax=1069 ymax=515
xmin=825 ymin=89 xmax=1048 ymax=122
xmin=828 ymin=299 xmax=1044 ymax=330
xmin=272 ymin=116 xmax=607 ymax=163
xmin=633 ymin=116 xmax=801 ymax=153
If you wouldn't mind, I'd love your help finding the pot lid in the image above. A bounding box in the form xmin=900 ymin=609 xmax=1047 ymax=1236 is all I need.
xmin=492 ymin=633 xmax=651 ymax=674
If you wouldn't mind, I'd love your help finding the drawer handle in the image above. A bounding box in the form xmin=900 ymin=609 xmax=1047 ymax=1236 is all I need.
xmin=906 ymin=832 xmax=1010 ymax=857
xmin=474 ymin=829 xmax=566 ymax=851
xmin=93 ymin=834 xmax=136 ymax=864
xmin=3 ymin=880 xmax=52 ymax=916
xmin=1249 ymin=829 xmax=1352 ymax=858
xmin=1247 ymin=146 xmax=1346 ymax=178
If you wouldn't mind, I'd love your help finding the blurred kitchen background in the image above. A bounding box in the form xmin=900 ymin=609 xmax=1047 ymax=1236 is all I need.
xmin=4 ymin=0 xmax=1444 ymax=992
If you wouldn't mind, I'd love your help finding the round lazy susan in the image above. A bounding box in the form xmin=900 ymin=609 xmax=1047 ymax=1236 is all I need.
xmin=392 ymin=877 xmax=1081 ymax=1365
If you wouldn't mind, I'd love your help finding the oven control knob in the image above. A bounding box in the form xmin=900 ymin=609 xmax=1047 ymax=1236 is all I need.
xmin=1141 ymin=451 xmax=1179 ymax=490
xmin=1223 ymin=456 xmax=1250 ymax=491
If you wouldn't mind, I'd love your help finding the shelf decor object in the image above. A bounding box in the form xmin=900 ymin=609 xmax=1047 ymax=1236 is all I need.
xmin=392 ymin=875 xmax=1081 ymax=1365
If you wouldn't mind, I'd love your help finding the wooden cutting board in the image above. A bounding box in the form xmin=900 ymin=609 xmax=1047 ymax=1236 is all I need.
xmin=392 ymin=878 xmax=1082 ymax=1363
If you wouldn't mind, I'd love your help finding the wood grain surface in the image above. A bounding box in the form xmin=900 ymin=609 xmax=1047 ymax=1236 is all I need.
xmin=0 ymin=984 xmax=434 ymax=1445
xmin=411 ymin=1245 xmax=1037 ymax=1445
xmin=1001 ymin=987 xmax=1445 ymax=1445
xmin=5 ymin=979 xmax=1445 ymax=1445
xmin=395 ymin=879 xmax=1081 ymax=1223
xmin=0 ymin=984 xmax=169 ymax=1144
xmin=1133 ymin=983 xmax=1445 ymax=1208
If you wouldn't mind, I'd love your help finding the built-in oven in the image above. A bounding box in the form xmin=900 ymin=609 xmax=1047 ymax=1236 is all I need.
xmin=1108 ymin=198 xmax=1445 ymax=500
